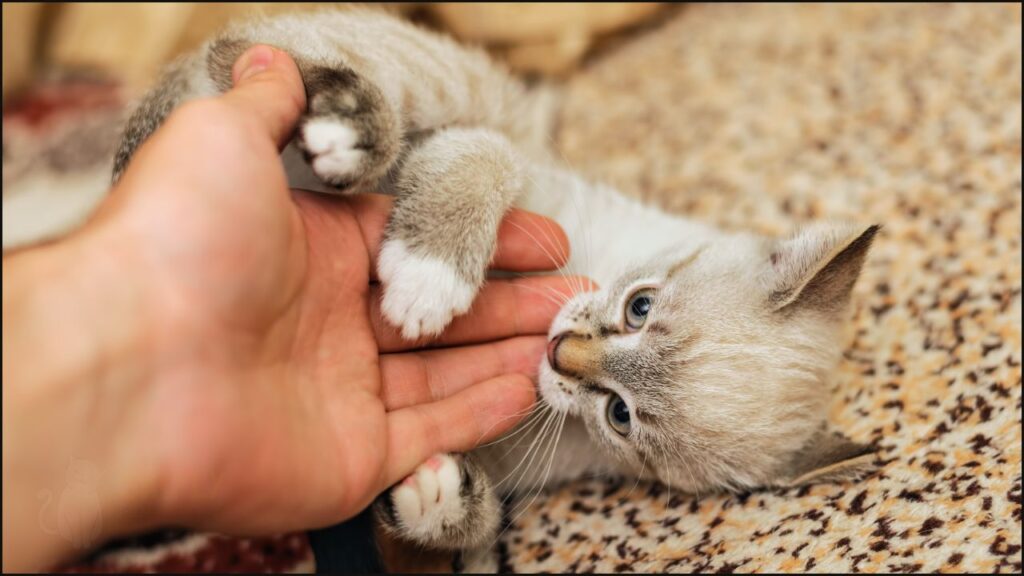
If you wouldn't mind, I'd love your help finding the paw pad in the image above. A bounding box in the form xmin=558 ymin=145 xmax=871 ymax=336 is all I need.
xmin=391 ymin=454 xmax=464 ymax=533
xmin=300 ymin=118 xmax=366 ymax=187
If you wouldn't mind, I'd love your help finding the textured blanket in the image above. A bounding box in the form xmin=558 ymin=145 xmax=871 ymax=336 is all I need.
xmin=5 ymin=3 xmax=1019 ymax=573
xmin=500 ymin=4 xmax=1022 ymax=573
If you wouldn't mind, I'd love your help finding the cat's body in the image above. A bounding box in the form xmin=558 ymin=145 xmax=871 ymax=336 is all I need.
xmin=114 ymin=9 xmax=879 ymax=571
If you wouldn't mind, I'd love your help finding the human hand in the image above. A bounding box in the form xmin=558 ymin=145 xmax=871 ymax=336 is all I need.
xmin=2 ymin=46 xmax=588 ymax=570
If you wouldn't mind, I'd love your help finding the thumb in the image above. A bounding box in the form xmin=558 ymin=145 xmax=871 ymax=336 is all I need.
xmin=221 ymin=45 xmax=307 ymax=149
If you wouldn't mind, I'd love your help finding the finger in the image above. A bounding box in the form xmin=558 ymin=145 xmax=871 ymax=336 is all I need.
xmin=380 ymin=336 xmax=547 ymax=411
xmin=371 ymin=275 xmax=596 ymax=352
xmin=343 ymin=194 xmax=571 ymax=277
xmin=492 ymin=209 xmax=571 ymax=272
xmin=222 ymin=45 xmax=307 ymax=149
xmin=384 ymin=374 xmax=536 ymax=487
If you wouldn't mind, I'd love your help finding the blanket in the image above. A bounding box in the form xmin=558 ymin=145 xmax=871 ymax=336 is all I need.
xmin=5 ymin=3 xmax=1019 ymax=573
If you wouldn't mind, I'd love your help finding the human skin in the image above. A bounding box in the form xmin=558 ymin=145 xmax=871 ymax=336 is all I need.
xmin=2 ymin=46 xmax=590 ymax=571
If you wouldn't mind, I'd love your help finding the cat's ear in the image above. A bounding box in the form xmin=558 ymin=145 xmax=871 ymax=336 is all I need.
xmin=780 ymin=429 xmax=877 ymax=487
xmin=766 ymin=223 xmax=880 ymax=314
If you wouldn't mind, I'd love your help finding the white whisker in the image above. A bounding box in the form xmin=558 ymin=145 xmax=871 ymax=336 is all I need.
xmin=476 ymin=404 xmax=548 ymax=448
xmin=494 ymin=406 xmax=551 ymax=457
xmin=496 ymin=410 xmax=567 ymax=548
xmin=493 ymin=409 xmax=556 ymax=491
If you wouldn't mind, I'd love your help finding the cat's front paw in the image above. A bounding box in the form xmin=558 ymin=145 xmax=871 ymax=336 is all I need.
xmin=391 ymin=454 xmax=467 ymax=539
xmin=378 ymin=239 xmax=476 ymax=341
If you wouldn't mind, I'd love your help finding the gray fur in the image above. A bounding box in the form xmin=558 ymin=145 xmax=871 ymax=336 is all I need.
xmin=111 ymin=57 xmax=198 ymax=182
xmin=111 ymin=9 xmax=882 ymax=570
xmin=384 ymin=128 xmax=524 ymax=286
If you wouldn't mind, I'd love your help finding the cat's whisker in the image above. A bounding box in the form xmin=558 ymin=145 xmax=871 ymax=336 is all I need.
xmin=675 ymin=444 xmax=702 ymax=502
xmin=500 ymin=410 xmax=560 ymax=521
xmin=508 ymin=280 xmax=570 ymax=308
xmin=625 ymin=443 xmax=649 ymax=500
xmin=506 ymin=409 xmax=564 ymax=520
xmin=492 ymin=405 xmax=551 ymax=457
xmin=475 ymin=403 xmax=548 ymax=447
xmin=536 ymin=152 xmax=595 ymax=288
xmin=493 ymin=409 xmax=556 ymax=491
xmin=496 ymin=410 xmax=567 ymax=548
xmin=540 ymin=284 xmax=572 ymax=305
xmin=482 ymin=406 xmax=550 ymax=452
xmin=659 ymin=446 xmax=673 ymax=510
xmin=506 ymin=218 xmax=572 ymax=280
xmin=516 ymin=280 xmax=572 ymax=308
xmin=507 ymin=213 xmax=584 ymax=301
xmin=574 ymin=185 xmax=596 ymax=287
xmin=518 ymin=170 xmax=587 ymax=298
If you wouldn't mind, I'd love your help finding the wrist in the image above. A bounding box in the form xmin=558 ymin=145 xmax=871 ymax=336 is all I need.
xmin=3 ymin=225 xmax=163 ymax=570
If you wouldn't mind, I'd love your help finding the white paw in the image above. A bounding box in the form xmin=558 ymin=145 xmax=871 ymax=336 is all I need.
xmin=301 ymin=118 xmax=365 ymax=185
xmin=391 ymin=455 xmax=465 ymax=537
xmin=378 ymin=239 xmax=476 ymax=341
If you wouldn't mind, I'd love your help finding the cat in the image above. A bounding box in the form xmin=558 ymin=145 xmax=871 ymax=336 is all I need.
xmin=112 ymin=9 xmax=880 ymax=571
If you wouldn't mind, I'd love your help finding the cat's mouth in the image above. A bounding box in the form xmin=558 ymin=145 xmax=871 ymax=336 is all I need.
xmin=537 ymin=358 xmax=577 ymax=414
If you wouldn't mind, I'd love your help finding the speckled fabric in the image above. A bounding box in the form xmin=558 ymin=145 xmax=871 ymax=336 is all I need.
xmin=17 ymin=3 xmax=1022 ymax=573
xmin=499 ymin=3 xmax=1022 ymax=573
xmin=60 ymin=531 xmax=313 ymax=573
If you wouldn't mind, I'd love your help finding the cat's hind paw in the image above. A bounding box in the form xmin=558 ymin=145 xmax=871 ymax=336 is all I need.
xmin=300 ymin=118 xmax=367 ymax=187
xmin=295 ymin=65 xmax=400 ymax=191
xmin=391 ymin=454 xmax=466 ymax=539
xmin=378 ymin=239 xmax=476 ymax=341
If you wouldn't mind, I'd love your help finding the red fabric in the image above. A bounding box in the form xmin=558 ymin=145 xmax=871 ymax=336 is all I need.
xmin=60 ymin=533 xmax=313 ymax=574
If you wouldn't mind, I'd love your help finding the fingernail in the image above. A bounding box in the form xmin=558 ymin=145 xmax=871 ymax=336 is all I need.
xmin=234 ymin=45 xmax=275 ymax=84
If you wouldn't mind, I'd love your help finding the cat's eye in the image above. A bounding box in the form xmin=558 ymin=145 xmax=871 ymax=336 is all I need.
xmin=624 ymin=289 xmax=656 ymax=331
xmin=606 ymin=394 xmax=632 ymax=436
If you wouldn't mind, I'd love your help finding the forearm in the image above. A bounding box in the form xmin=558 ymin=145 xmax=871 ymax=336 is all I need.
xmin=2 ymin=228 xmax=160 ymax=571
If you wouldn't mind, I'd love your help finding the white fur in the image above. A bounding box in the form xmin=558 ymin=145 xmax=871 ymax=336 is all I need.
xmin=301 ymin=119 xmax=365 ymax=183
xmin=519 ymin=165 xmax=723 ymax=285
xmin=391 ymin=455 xmax=465 ymax=538
xmin=378 ymin=238 xmax=476 ymax=340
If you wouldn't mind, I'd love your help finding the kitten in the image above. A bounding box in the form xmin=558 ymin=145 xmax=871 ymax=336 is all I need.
xmin=113 ymin=9 xmax=879 ymax=571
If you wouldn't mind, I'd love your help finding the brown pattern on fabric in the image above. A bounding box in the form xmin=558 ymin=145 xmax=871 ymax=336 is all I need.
xmin=15 ymin=3 xmax=1021 ymax=573
xmin=59 ymin=531 xmax=313 ymax=573
xmin=499 ymin=3 xmax=1021 ymax=573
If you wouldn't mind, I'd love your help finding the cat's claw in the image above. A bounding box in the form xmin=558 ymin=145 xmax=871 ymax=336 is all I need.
xmin=378 ymin=239 xmax=476 ymax=340
xmin=391 ymin=454 xmax=465 ymax=536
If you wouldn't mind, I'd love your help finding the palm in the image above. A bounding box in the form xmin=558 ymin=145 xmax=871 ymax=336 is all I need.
xmin=106 ymin=52 xmax=585 ymax=537
xmin=113 ymin=104 xmax=391 ymax=530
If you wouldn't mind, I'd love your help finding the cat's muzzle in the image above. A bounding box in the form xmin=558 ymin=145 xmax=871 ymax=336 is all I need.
xmin=547 ymin=331 xmax=602 ymax=380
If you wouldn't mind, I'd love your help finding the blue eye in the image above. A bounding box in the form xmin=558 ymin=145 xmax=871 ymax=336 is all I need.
xmin=606 ymin=394 xmax=632 ymax=436
xmin=624 ymin=290 xmax=655 ymax=331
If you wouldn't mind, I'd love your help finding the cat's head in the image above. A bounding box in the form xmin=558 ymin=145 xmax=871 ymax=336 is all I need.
xmin=539 ymin=223 xmax=880 ymax=491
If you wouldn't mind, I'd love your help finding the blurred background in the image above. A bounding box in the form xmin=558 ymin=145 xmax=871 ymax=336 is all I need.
xmin=1 ymin=2 xmax=668 ymax=249
xmin=2 ymin=2 xmax=667 ymax=96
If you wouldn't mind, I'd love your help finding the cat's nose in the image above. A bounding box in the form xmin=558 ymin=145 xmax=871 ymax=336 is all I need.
xmin=547 ymin=331 xmax=602 ymax=379
xmin=547 ymin=332 xmax=569 ymax=370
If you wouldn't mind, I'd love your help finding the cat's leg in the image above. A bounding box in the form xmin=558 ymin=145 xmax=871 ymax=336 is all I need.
xmin=378 ymin=127 xmax=525 ymax=340
xmin=205 ymin=39 xmax=403 ymax=192
xmin=374 ymin=453 xmax=502 ymax=553
xmin=289 ymin=63 xmax=402 ymax=191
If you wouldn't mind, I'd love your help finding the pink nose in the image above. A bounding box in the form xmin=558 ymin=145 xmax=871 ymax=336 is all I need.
xmin=547 ymin=332 xmax=569 ymax=368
